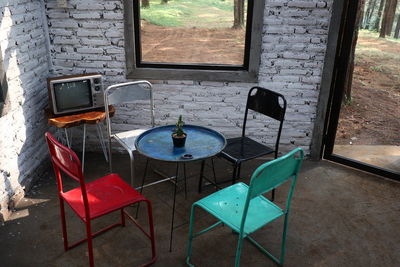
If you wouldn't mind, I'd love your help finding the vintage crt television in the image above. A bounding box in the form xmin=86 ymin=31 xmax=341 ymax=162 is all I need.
xmin=47 ymin=73 xmax=104 ymax=115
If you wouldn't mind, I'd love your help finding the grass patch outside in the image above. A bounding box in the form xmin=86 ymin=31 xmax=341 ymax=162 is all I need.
xmin=358 ymin=29 xmax=400 ymax=43
xmin=140 ymin=0 xmax=237 ymax=28
xmin=355 ymin=31 xmax=400 ymax=68
xmin=370 ymin=65 xmax=384 ymax=72
xmin=354 ymin=30 xmax=400 ymax=83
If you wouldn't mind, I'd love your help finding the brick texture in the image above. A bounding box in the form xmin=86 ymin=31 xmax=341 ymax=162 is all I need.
xmin=0 ymin=0 xmax=51 ymax=221
xmin=0 ymin=0 xmax=333 ymax=220
xmin=45 ymin=0 xmax=332 ymax=156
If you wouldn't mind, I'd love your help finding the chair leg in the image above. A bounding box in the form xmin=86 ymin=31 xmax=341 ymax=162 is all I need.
xmin=81 ymin=124 xmax=87 ymax=173
xmin=96 ymin=123 xmax=108 ymax=162
xmin=85 ymin=220 xmax=94 ymax=267
xmin=136 ymin=158 xmax=149 ymax=218
xmin=271 ymin=188 xmax=275 ymax=202
xmin=145 ymin=200 xmax=156 ymax=264
xmin=198 ymin=160 xmax=206 ymax=193
xmin=59 ymin=198 xmax=69 ymax=251
xmin=232 ymin=163 xmax=239 ymax=184
xmin=279 ymin=213 xmax=290 ymax=265
xmin=108 ymin=136 xmax=113 ymax=173
xmin=120 ymin=208 xmax=126 ymax=227
xmin=234 ymin=234 xmax=245 ymax=267
xmin=237 ymin=162 xmax=242 ymax=180
xmin=128 ymin=151 xmax=135 ymax=187
xmin=186 ymin=205 xmax=197 ymax=266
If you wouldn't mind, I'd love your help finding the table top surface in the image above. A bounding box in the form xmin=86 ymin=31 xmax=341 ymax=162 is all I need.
xmin=46 ymin=106 xmax=115 ymax=128
xmin=135 ymin=125 xmax=226 ymax=162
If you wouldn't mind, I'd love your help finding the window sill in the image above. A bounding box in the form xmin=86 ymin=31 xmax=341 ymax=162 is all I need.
xmin=126 ymin=67 xmax=258 ymax=83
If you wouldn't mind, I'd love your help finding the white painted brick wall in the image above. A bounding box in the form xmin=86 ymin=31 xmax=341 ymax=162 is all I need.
xmin=44 ymin=0 xmax=333 ymax=155
xmin=0 ymin=0 xmax=50 ymax=221
xmin=0 ymin=0 xmax=333 ymax=220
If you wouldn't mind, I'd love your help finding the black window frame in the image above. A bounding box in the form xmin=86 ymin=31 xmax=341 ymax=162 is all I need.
xmin=124 ymin=0 xmax=265 ymax=82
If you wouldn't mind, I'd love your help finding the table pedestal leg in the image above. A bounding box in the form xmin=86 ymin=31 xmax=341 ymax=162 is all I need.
xmin=170 ymin=163 xmax=179 ymax=252
xmin=183 ymin=163 xmax=187 ymax=199
xmin=135 ymin=158 xmax=188 ymax=252
xmin=198 ymin=160 xmax=206 ymax=193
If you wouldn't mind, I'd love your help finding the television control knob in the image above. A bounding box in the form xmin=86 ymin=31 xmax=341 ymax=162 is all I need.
xmin=94 ymin=86 xmax=101 ymax=91
xmin=94 ymin=78 xmax=101 ymax=84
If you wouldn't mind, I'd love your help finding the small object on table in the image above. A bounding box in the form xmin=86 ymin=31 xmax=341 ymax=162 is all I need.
xmin=45 ymin=106 xmax=115 ymax=172
xmin=181 ymin=154 xmax=193 ymax=160
xmin=171 ymin=115 xmax=187 ymax=147
xmin=135 ymin=124 xmax=226 ymax=251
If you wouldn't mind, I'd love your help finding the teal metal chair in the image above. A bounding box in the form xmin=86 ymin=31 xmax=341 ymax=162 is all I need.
xmin=186 ymin=148 xmax=304 ymax=267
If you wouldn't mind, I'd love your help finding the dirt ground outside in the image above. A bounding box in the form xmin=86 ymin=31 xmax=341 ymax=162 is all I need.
xmin=140 ymin=22 xmax=246 ymax=65
xmin=140 ymin=23 xmax=398 ymax=146
xmin=335 ymin=31 xmax=400 ymax=146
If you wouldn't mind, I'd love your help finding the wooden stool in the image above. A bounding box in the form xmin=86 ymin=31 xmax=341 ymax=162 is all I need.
xmin=46 ymin=106 xmax=115 ymax=172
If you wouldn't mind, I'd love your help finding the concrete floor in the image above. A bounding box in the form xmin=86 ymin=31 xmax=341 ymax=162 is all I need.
xmin=334 ymin=145 xmax=400 ymax=173
xmin=1 ymin=152 xmax=399 ymax=267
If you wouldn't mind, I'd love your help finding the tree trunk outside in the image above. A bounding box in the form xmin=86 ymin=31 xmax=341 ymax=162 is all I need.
xmin=161 ymin=0 xmax=168 ymax=4
xmin=364 ymin=0 xmax=377 ymax=28
xmin=240 ymin=0 xmax=245 ymax=26
xmin=362 ymin=0 xmax=370 ymax=28
xmin=360 ymin=1 xmax=367 ymax=29
xmin=142 ymin=0 xmax=150 ymax=8
xmin=385 ymin=0 xmax=398 ymax=35
xmin=372 ymin=0 xmax=385 ymax=31
xmin=379 ymin=0 xmax=398 ymax=37
xmin=233 ymin=0 xmax=244 ymax=29
xmin=394 ymin=14 xmax=400 ymax=38
xmin=344 ymin=0 xmax=366 ymax=102
xmin=380 ymin=0 xmax=390 ymax=37
xmin=367 ymin=0 xmax=378 ymax=27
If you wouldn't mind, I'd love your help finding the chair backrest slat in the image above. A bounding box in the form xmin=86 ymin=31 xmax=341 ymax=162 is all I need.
xmin=248 ymin=148 xmax=304 ymax=200
xmin=46 ymin=132 xmax=82 ymax=182
xmin=45 ymin=132 xmax=91 ymax=221
xmin=242 ymin=87 xmax=287 ymax=158
xmin=246 ymin=87 xmax=286 ymax=121
xmin=237 ymin=148 xmax=303 ymax=236
xmin=104 ymin=81 xmax=155 ymax=138
xmin=107 ymin=83 xmax=151 ymax=105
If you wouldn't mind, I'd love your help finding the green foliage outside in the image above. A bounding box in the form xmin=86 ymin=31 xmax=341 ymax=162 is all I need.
xmin=140 ymin=0 xmax=235 ymax=28
xmin=343 ymin=95 xmax=353 ymax=105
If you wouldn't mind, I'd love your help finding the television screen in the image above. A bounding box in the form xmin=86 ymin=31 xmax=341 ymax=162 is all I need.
xmin=54 ymin=80 xmax=92 ymax=112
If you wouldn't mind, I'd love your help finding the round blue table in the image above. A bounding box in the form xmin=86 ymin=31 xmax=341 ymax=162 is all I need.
xmin=135 ymin=124 xmax=226 ymax=251
xmin=135 ymin=125 xmax=226 ymax=162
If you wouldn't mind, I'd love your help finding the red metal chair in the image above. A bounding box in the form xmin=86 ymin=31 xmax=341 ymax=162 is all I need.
xmin=45 ymin=132 xmax=156 ymax=267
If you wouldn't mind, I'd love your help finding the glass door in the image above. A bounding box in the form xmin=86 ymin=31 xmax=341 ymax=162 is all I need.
xmin=324 ymin=0 xmax=400 ymax=180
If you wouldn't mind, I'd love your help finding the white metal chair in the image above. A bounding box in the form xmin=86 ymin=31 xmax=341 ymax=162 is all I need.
xmin=104 ymin=81 xmax=155 ymax=186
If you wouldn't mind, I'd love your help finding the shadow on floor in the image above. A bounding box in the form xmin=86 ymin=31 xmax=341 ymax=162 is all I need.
xmin=0 ymin=152 xmax=399 ymax=267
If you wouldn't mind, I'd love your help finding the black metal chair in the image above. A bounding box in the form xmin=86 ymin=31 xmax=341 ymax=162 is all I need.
xmin=199 ymin=87 xmax=287 ymax=197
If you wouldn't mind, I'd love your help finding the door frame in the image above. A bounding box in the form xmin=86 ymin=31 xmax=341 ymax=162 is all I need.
xmin=319 ymin=0 xmax=399 ymax=180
